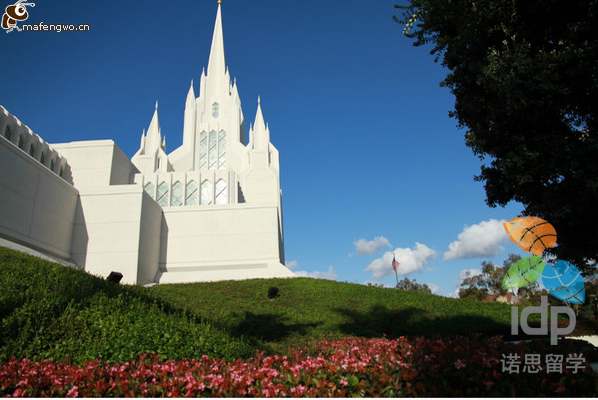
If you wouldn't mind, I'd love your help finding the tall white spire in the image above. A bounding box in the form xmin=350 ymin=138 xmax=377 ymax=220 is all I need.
xmin=207 ymin=2 xmax=226 ymax=79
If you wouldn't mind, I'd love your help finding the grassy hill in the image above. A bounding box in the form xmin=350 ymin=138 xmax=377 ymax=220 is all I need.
xmin=150 ymin=275 xmax=519 ymax=355
xmin=1 ymin=246 xmax=538 ymax=364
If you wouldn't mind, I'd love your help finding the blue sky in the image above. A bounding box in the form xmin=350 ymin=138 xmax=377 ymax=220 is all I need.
xmin=1 ymin=0 xmax=529 ymax=296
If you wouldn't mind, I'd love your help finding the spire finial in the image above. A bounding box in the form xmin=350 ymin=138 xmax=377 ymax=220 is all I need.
xmin=155 ymin=100 xmax=158 ymax=110
xmin=218 ymin=0 xmax=222 ymax=4
xmin=258 ymin=95 xmax=261 ymax=105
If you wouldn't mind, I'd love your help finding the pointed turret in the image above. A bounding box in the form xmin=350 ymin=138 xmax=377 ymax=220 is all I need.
xmin=186 ymin=79 xmax=195 ymax=105
xmin=251 ymin=96 xmax=270 ymax=150
xmin=131 ymin=102 xmax=170 ymax=174
xmin=145 ymin=101 xmax=162 ymax=153
xmin=183 ymin=80 xmax=197 ymax=147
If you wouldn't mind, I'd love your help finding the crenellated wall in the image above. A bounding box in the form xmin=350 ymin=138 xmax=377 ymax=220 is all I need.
xmin=0 ymin=106 xmax=78 ymax=261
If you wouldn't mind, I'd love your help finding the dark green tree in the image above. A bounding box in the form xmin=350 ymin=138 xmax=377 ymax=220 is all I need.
xmin=396 ymin=277 xmax=433 ymax=294
xmin=394 ymin=0 xmax=598 ymax=273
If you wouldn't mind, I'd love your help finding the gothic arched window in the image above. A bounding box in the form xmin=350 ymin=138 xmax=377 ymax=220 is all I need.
xmin=18 ymin=135 xmax=24 ymax=149
xmin=201 ymin=180 xmax=213 ymax=205
xmin=218 ymin=130 xmax=226 ymax=169
xmin=40 ymin=151 xmax=45 ymax=165
xmin=186 ymin=180 xmax=198 ymax=205
xmin=172 ymin=181 xmax=183 ymax=206
xmin=50 ymin=158 xmax=55 ymax=172
xmin=4 ymin=126 xmax=12 ymax=141
xmin=29 ymin=144 xmax=35 ymax=157
xmin=212 ymin=102 xmax=219 ymax=118
xmin=199 ymin=131 xmax=208 ymax=170
xmin=215 ymin=179 xmax=227 ymax=205
xmin=157 ymin=182 xmax=169 ymax=207
xmin=144 ymin=182 xmax=155 ymax=199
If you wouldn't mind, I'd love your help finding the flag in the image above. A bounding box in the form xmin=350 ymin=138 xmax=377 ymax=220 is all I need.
xmin=392 ymin=254 xmax=399 ymax=272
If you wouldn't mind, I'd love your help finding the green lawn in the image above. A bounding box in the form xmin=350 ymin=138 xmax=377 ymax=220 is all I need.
xmin=1 ymin=246 xmax=537 ymax=363
xmin=150 ymin=276 xmax=517 ymax=355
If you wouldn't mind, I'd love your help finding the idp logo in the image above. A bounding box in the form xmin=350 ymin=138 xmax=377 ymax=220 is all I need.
xmin=503 ymin=216 xmax=586 ymax=344
xmin=2 ymin=0 xmax=35 ymax=33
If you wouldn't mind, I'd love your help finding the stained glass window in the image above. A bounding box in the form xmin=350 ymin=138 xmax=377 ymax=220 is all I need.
xmin=215 ymin=179 xmax=227 ymax=205
xmin=208 ymin=131 xmax=217 ymax=170
xmin=157 ymin=182 xmax=169 ymax=207
xmin=201 ymin=180 xmax=213 ymax=205
xmin=144 ymin=182 xmax=155 ymax=199
xmin=199 ymin=131 xmax=207 ymax=170
xmin=186 ymin=181 xmax=198 ymax=205
xmin=218 ymin=130 xmax=226 ymax=170
xmin=172 ymin=181 xmax=183 ymax=206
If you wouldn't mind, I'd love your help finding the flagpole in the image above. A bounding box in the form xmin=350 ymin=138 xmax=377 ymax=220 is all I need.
xmin=392 ymin=253 xmax=399 ymax=288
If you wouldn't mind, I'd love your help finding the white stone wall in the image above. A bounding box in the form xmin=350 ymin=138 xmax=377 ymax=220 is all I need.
xmin=0 ymin=107 xmax=77 ymax=261
xmin=55 ymin=140 xmax=161 ymax=285
xmin=156 ymin=203 xmax=292 ymax=283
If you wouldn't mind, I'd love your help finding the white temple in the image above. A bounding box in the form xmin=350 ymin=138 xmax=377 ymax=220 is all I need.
xmin=0 ymin=2 xmax=294 ymax=285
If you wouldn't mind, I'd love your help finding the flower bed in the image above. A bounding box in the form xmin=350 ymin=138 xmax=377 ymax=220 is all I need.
xmin=0 ymin=335 xmax=595 ymax=397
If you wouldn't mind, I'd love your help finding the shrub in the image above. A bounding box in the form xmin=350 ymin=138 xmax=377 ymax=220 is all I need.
xmin=0 ymin=335 xmax=595 ymax=397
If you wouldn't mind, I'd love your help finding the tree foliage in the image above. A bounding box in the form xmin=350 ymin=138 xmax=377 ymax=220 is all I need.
xmin=458 ymin=253 xmax=543 ymax=300
xmin=396 ymin=277 xmax=433 ymax=294
xmin=394 ymin=0 xmax=598 ymax=273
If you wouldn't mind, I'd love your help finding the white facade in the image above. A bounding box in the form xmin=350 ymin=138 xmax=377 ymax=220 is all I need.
xmin=0 ymin=3 xmax=293 ymax=285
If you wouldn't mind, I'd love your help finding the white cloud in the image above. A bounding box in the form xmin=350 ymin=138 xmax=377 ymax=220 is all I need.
xmin=286 ymin=260 xmax=299 ymax=270
xmin=365 ymin=243 xmax=437 ymax=279
xmin=455 ymin=268 xmax=483 ymax=290
xmin=459 ymin=268 xmax=482 ymax=281
xmin=353 ymin=236 xmax=392 ymax=255
xmin=443 ymin=219 xmax=508 ymax=260
xmin=294 ymin=265 xmax=338 ymax=280
xmin=427 ymin=283 xmax=441 ymax=295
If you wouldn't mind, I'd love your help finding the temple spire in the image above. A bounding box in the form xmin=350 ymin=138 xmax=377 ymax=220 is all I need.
xmin=186 ymin=79 xmax=195 ymax=104
xmin=252 ymin=96 xmax=270 ymax=150
xmin=207 ymin=1 xmax=226 ymax=79
xmin=145 ymin=101 xmax=162 ymax=153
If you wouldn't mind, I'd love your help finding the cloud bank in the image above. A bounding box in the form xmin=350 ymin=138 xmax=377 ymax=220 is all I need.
xmin=443 ymin=219 xmax=508 ymax=260
xmin=365 ymin=243 xmax=437 ymax=279
xmin=353 ymin=236 xmax=392 ymax=255
xmin=294 ymin=265 xmax=338 ymax=280
xmin=286 ymin=260 xmax=299 ymax=270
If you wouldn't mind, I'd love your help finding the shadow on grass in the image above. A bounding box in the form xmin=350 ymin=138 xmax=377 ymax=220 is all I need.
xmin=334 ymin=303 xmax=519 ymax=339
xmin=230 ymin=311 xmax=320 ymax=342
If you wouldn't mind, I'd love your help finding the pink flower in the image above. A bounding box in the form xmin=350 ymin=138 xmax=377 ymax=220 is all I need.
xmin=66 ymin=385 xmax=79 ymax=398
xmin=454 ymin=359 xmax=466 ymax=370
